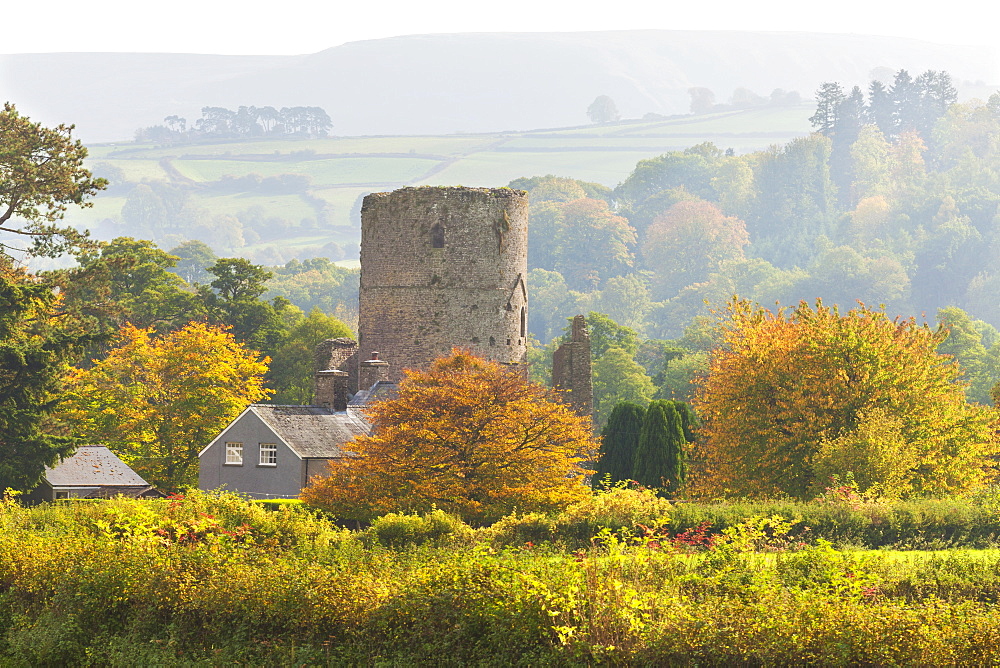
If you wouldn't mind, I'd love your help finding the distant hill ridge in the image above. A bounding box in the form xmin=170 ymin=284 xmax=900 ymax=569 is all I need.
xmin=1 ymin=30 xmax=995 ymax=142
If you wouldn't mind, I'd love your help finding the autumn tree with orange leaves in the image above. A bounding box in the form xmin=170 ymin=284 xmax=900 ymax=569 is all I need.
xmin=61 ymin=322 xmax=271 ymax=491
xmin=692 ymin=298 xmax=998 ymax=500
xmin=302 ymin=350 xmax=597 ymax=522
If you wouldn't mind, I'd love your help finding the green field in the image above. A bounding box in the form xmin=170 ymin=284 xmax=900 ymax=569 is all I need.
xmin=170 ymin=156 xmax=440 ymax=185
xmin=71 ymin=107 xmax=813 ymax=260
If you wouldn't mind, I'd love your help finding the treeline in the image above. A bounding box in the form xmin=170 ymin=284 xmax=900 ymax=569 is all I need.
xmin=135 ymin=105 xmax=333 ymax=143
xmin=687 ymin=86 xmax=803 ymax=114
xmin=48 ymin=237 xmax=358 ymax=405
xmin=519 ymin=69 xmax=1000 ymax=422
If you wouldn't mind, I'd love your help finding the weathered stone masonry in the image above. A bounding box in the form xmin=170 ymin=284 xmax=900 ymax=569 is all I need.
xmin=552 ymin=314 xmax=594 ymax=419
xmin=357 ymin=187 xmax=529 ymax=383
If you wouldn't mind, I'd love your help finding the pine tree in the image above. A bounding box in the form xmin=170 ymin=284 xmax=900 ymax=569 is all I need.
xmin=867 ymin=80 xmax=895 ymax=138
xmin=592 ymin=401 xmax=645 ymax=488
xmin=809 ymin=82 xmax=846 ymax=136
xmin=891 ymin=70 xmax=919 ymax=133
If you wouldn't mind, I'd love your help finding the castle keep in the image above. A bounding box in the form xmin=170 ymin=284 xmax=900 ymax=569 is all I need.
xmin=357 ymin=187 xmax=529 ymax=383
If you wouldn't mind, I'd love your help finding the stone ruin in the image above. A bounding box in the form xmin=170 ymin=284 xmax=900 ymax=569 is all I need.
xmin=310 ymin=185 xmax=592 ymax=420
xmin=552 ymin=315 xmax=594 ymax=419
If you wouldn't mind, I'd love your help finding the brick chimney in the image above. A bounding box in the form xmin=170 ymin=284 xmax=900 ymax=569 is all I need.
xmin=359 ymin=351 xmax=390 ymax=393
xmin=314 ymin=369 xmax=349 ymax=411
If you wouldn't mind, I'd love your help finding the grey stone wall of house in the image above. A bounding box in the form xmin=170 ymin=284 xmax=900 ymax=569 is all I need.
xmin=552 ymin=314 xmax=594 ymax=419
xmin=358 ymin=186 xmax=529 ymax=383
xmin=198 ymin=411 xmax=305 ymax=499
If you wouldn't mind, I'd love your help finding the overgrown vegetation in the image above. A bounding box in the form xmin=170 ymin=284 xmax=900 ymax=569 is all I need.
xmin=8 ymin=490 xmax=1000 ymax=665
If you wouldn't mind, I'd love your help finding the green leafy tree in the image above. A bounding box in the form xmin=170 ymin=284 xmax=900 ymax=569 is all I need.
xmin=936 ymin=306 xmax=1000 ymax=405
xmin=169 ymin=240 xmax=218 ymax=285
xmin=592 ymin=401 xmax=645 ymax=488
xmin=748 ymin=134 xmax=837 ymax=267
xmin=551 ymin=198 xmax=635 ymax=290
xmin=265 ymin=257 xmax=358 ymax=321
xmin=615 ymin=147 xmax=721 ymax=233
xmin=578 ymin=311 xmax=641 ymax=359
xmin=593 ymin=274 xmax=653 ymax=333
xmin=201 ymin=258 xmax=291 ymax=355
xmin=269 ymin=307 xmax=354 ymax=404
xmin=0 ymin=103 xmax=106 ymax=258
xmin=528 ymin=269 xmax=580 ymax=344
xmin=51 ymin=238 xmax=203 ymax=335
xmin=591 ymin=347 xmax=655 ymax=426
xmin=587 ymin=95 xmax=620 ymax=123
xmin=850 ymin=125 xmax=893 ymax=203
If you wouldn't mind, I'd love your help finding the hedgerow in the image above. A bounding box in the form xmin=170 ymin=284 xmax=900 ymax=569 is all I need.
xmin=5 ymin=489 xmax=1000 ymax=664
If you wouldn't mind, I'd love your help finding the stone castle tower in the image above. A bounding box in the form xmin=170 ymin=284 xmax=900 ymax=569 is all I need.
xmin=357 ymin=186 xmax=529 ymax=383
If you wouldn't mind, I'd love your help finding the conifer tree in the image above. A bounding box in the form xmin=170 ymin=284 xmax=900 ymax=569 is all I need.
xmin=0 ymin=265 xmax=87 ymax=491
xmin=632 ymin=399 xmax=688 ymax=494
xmin=592 ymin=401 xmax=645 ymax=488
xmin=663 ymin=400 xmax=691 ymax=494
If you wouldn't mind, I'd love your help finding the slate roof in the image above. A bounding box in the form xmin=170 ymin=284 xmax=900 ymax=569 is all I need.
xmin=348 ymin=380 xmax=399 ymax=407
xmin=45 ymin=445 xmax=150 ymax=487
xmin=248 ymin=405 xmax=371 ymax=459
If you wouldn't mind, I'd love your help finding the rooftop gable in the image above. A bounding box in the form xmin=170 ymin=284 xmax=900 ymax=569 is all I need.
xmin=248 ymin=405 xmax=370 ymax=459
xmin=44 ymin=445 xmax=150 ymax=487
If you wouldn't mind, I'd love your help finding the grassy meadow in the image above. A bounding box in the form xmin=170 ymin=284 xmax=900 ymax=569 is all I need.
xmin=6 ymin=487 xmax=1000 ymax=665
xmin=68 ymin=105 xmax=813 ymax=263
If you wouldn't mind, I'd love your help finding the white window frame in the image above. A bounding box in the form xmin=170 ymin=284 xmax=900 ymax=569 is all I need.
xmin=259 ymin=443 xmax=277 ymax=467
xmin=225 ymin=442 xmax=243 ymax=465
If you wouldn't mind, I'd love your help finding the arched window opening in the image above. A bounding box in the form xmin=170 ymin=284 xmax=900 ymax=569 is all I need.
xmin=520 ymin=306 xmax=526 ymax=338
xmin=431 ymin=223 xmax=445 ymax=248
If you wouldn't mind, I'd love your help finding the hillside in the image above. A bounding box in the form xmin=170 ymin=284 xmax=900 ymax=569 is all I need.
xmin=2 ymin=30 xmax=995 ymax=143
xmin=62 ymin=105 xmax=812 ymax=265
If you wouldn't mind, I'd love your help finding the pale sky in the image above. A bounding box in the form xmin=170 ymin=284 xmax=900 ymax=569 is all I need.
xmin=3 ymin=0 xmax=996 ymax=55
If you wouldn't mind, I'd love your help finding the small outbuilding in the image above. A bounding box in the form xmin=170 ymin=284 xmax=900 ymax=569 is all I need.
xmin=26 ymin=445 xmax=163 ymax=503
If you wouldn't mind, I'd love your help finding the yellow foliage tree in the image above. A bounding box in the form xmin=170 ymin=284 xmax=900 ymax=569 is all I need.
xmin=302 ymin=350 xmax=597 ymax=522
xmin=692 ymin=298 xmax=998 ymax=499
xmin=61 ymin=322 xmax=271 ymax=491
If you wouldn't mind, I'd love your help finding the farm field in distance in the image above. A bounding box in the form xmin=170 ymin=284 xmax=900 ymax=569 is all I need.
xmin=70 ymin=105 xmax=813 ymax=263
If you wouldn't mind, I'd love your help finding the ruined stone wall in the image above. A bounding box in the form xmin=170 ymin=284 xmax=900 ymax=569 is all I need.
xmin=314 ymin=338 xmax=358 ymax=373
xmin=552 ymin=315 xmax=594 ymax=419
xmin=358 ymin=186 xmax=528 ymax=382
